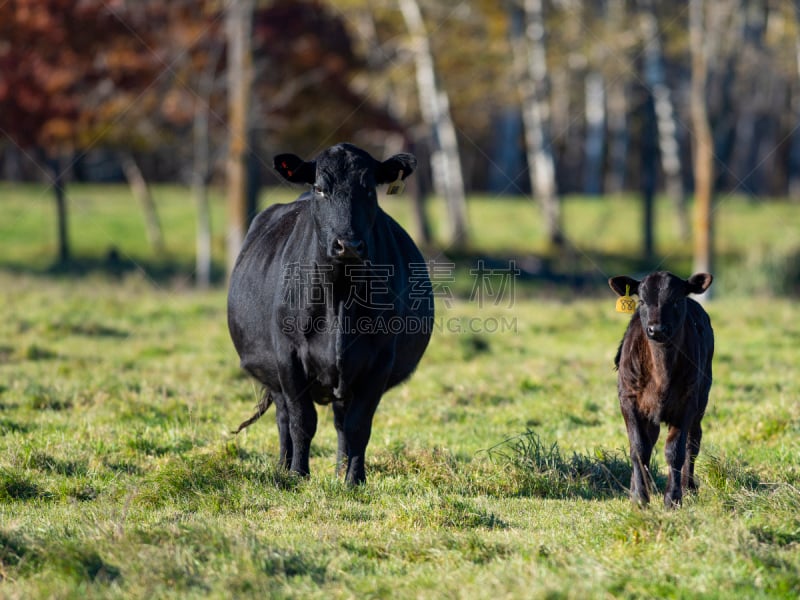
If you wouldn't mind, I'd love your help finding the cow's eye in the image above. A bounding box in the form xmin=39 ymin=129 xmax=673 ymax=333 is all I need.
xmin=312 ymin=184 xmax=325 ymax=197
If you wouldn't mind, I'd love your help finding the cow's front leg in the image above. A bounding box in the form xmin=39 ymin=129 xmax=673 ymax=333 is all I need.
xmin=342 ymin=396 xmax=380 ymax=486
xmin=342 ymin=366 xmax=391 ymax=485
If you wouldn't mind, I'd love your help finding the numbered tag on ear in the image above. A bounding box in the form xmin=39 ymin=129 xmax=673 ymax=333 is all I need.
xmin=386 ymin=170 xmax=405 ymax=195
xmin=615 ymin=284 xmax=636 ymax=314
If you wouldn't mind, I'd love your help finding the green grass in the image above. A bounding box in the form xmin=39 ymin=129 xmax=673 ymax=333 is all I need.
xmin=0 ymin=183 xmax=799 ymax=597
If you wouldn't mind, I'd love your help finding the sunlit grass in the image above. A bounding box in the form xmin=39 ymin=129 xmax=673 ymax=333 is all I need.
xmin=0 ymin=183 xmax=798 ymax=597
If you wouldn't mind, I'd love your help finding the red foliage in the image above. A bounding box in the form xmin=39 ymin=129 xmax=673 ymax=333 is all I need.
xmin=0 ymin=0 xmax=159 ymax=148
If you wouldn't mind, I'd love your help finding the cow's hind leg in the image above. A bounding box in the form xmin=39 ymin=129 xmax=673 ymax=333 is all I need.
xmin=332 ymin=399 xmax=349 ymax=476
xmin=286 ymin=394 xmax=317 ymax=477
xmin=278 ymin=364 xmax=318 ymax=478
xmin=272 ymin=393 xmax=292 ymax=470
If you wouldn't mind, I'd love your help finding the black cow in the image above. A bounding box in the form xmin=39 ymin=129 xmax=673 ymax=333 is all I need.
xmin=609 ymin=271 xmax=714 ymax=507
xmin=228 ymin=143 xmax=433 ymax=485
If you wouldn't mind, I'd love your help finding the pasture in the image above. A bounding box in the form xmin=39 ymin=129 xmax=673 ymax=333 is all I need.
xmin=1 ymin=183 xmax=799 ymax=598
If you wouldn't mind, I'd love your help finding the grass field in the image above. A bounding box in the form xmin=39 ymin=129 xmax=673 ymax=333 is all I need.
xmin=1 ymin=183 xmax=799 ymax=598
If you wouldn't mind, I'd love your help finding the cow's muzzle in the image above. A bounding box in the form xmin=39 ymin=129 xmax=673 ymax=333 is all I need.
xmin=331 ymin=238 xmax=365 ymax=260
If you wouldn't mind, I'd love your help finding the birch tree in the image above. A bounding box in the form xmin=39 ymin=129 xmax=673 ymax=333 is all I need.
xmin=225 ymin=0 xmax=254 ymax=276
xmin=512 ymin=0 xmax=564 ymax=248
xmin=120 ymin=153 xmax=165 ymax=256
xmin=398 ymin=0 xmax=469 ymax=247
xmin=192 ymin=41 xmax=224 ymax=289
xmin=604 ymin=0 xmax=630 ymax=194
xmin=637 ymin=0 xmax=689 ymax=240
xmin=583 ymin=71 xmax=605 ymax=196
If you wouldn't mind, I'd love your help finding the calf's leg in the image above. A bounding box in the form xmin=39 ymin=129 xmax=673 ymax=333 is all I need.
xmin=664 ymin=424 xmax=689 ymax=508
xmin=682 ymin=418 xmax=702 ymax=492
xmin=622 ymin=402 xmax=659 ymax=504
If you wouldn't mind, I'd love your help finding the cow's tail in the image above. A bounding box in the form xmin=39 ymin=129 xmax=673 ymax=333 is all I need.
xmin=231 ymin=389 xmax=272 ymax=434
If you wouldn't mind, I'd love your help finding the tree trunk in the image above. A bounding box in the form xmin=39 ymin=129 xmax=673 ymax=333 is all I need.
xmin=192 ymin=40 xmax=223 ymax=289
xmin=638 ymin=0 xmax=689 ymax=240
xmin=689 ymin=0 xmax=715 ymax=292
xmin=398 ymin=0 xmax=469 ymax=247
xmin=641 ymin=93 xmax=658 ymax=262
xmin=225 ymin=0 xmax=254 ymax=276
xmin=512 ymin=0 xmax=564 ymax=248
xmin=193 ymin=91 xmax=212 ymax=289
xmin=487 ymin=109 xmax=524 ymax=194
xmin=583 ymin=71 xmax=605 ymax=196
xmin=46 ymin=156 xmax=69 ymax=264
xmin=605 ymin=79 xmax=629 ymax=194
xmin=790 ymin=0 xmax=800 ymax=199
xmin=246 ymin=132 xmax=261 ymax=225
xmin=120 ymin=152 xmax=165 ymax=255
xmin=604 ymin=0 xmax=628 ymax=194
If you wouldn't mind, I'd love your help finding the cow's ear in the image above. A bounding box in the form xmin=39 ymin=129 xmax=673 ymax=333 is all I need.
xmin=685 ymin=272 xmax=712 ymax=295
xmin=274 ymin=154 xmax=315 ymax=184
xmin=376 ymin=153 xmax=417 ymax=184
xmin=609 ymin=275 xmax=640 ymax=297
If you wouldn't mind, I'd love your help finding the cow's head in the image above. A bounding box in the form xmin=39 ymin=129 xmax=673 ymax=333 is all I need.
xmin=274 ymin=143 xmax=416 ymax=261
xmin=609 ymin=271 xmax=712 ymax=343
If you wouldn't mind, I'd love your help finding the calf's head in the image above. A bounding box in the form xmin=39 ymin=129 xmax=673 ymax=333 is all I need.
xmin=609 ymin=271 xmax=713 ymax=343
xmin=274 ymin=143 xmax=416 ymax=261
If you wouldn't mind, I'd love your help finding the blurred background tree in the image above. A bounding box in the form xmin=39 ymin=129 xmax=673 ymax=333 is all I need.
xmin=0 ymin=0 xmax=161 ymax=263
xmin=1 ymin=0 xmax=799 ymax=283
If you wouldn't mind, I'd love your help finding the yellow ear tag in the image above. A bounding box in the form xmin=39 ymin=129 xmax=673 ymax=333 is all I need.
xmin=386 ymin=169 xmax=405 ymax=195
xmin=615 ymin=284 xmax=636 ymax=314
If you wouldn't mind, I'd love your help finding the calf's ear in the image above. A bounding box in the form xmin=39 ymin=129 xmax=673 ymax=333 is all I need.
xmin=685 ymin=272 xmax=713 ymax=295
xmin=609 ymin=275 xmax=640 ymax=297
xmin=274 ymin=154 xmax=316 ymax=184
xmin=376 ymin=153 xmax=417 ymax=184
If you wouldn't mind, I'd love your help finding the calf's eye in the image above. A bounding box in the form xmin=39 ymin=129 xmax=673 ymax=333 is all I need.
xmin=313 ymin=184 xmax=325 ymax=197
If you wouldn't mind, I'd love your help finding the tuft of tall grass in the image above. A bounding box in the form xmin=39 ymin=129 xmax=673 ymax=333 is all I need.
xmin=486 ymin=429 xmax=630 ymax=499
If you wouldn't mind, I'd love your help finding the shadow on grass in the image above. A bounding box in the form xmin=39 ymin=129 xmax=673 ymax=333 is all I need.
xmin=5 ymin=243 xmax=799 ymax=299
xmin=0 ymin=252 xmax=227 ymax=286
xmin=0 ymin=243 xmax=672 ymax=295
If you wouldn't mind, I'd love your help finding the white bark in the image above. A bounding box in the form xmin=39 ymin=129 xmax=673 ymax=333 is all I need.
xmin=120 ymin=153 xmax=165 ymax=255
xmin=193 ymin=41 xmax=224 ymax=289
xmin=583 ymin=71 xmax=605 ymax=195
xmin=398 ymin=0 xmax=469 ymax=246
xmin=513 ymin=0 xmax=563 ymax=246
xmin=638 ymin=0 xmax=689 ymax=239
xmin=604 ymin=0 xmax=629 ymax=194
